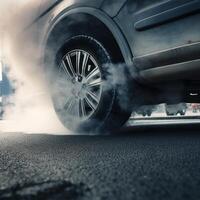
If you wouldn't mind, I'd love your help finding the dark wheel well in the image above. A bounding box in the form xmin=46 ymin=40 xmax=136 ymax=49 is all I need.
xmin=46 ymin=13 xmax=125 ymax=64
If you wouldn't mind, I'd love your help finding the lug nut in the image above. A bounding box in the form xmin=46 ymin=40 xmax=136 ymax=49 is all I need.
xmin=78 ymin=76 xmax=83 ymax=82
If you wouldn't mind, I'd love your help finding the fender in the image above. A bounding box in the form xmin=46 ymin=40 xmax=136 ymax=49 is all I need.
xmin=41 ymin=6 xmax=133 ymax=66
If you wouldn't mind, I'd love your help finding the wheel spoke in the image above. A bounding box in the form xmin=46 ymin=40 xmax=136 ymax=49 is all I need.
xmin=75 ymin=99 xmax=80 ymax=118
xmin=81 ymin=52 xmax=89 ymax=76
xmin=86 ymin=68 xmax=100 ymax=81
xmin=64 ymin=97 xmax=74 ymax=113
xmin=85 ymin=95 xmax=96 ymax=111
xmin=88 ymin=77 xmax=102 ymax=87
xmin=80 ymin=99 xmax=86 ymax=118
xmin=61 ymin=61 xmax=73 ymax=79
xmin=66 ymin=54 xmax=76 ymax=77
xmin=70 ymin=99 xmax=79 ymax=117
xmin=76 ymin=51 xmax=81 ymax=75
xmin=86 ymin=89 xmax=100 ymax=103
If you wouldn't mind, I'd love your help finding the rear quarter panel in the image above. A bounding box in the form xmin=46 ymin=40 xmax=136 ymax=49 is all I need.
xmin=115 ymin=0 xmax=200 ymax=57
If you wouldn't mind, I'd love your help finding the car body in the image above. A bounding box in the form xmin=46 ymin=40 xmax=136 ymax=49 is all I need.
xmin=11 ymin=0 xmax=200 ymax=132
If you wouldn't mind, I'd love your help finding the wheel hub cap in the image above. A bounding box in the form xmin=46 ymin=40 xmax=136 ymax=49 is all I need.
xmin=56 ymin=49 xmax=103 ymax=121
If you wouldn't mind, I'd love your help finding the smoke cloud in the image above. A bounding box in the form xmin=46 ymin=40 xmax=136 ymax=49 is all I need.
xmin=0 ymin=0 xmax=137 ymax=134
xmin=0 ymin=0 xmax=67 ymax=134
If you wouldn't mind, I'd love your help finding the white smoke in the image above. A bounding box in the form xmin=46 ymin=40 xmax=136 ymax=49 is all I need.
xmin=0 ymin=0 xmax=136 ymax=134
xmin=0 ymin=0 xmax=67 ymax=134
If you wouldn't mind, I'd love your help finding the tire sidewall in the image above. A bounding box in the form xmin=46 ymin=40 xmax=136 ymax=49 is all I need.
xmin=46 ymin=35 xmax=116 ymax=133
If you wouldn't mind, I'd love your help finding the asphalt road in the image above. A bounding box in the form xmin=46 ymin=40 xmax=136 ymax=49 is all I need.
xmin=1 ymin=126 xmax=200 ymax=200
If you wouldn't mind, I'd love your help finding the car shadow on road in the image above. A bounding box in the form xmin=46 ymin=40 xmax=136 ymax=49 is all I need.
xmin=112 ymin=123 xmax=200 ymax=136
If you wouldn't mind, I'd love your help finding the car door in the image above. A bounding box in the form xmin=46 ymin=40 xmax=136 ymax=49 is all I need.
xmin=116 ymin=0 xmax=200 ymax=81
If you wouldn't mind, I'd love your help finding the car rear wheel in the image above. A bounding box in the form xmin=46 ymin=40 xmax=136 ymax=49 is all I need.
xmin=46 ymin=35 xmax=132 ymax=134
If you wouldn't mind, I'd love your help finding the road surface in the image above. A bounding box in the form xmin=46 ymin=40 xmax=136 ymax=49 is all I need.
xmin=1 ymin=125 xmax=200 ymax=199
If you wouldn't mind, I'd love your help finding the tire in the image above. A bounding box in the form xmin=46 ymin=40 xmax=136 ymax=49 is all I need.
xmin=45 ymin=35 xmax=132 ymax=134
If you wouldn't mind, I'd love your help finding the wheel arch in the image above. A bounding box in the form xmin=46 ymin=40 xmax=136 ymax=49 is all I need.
xmin=42 ymin=7 xmax=133 ymax=66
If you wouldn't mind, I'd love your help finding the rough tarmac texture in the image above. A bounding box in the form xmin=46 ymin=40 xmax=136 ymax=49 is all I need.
xmin=0 ymin=130 xmax=200 ymax=200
